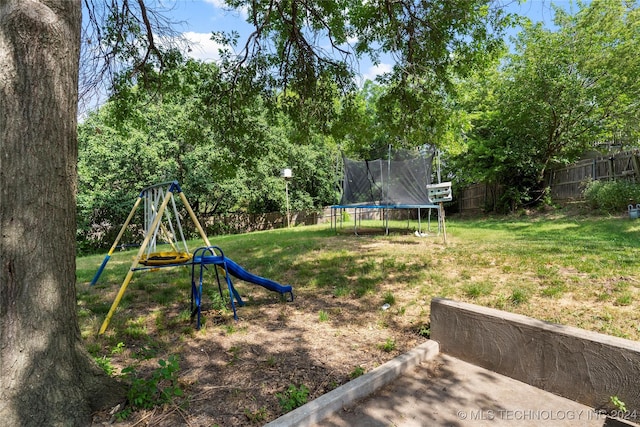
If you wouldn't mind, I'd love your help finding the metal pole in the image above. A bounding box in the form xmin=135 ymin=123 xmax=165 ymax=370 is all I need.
xmin=90 ymin=196 xmax=143 ymax=286
xmin=178 ymin=192 xmax=212 ymax=247
xmin=440 ymin=202 xmax=447 ymax=244
xmin=285 ymin=180 xmax=290 ymax=228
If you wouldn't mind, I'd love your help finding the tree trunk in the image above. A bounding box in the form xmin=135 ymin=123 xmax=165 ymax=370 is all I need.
xmin=0 ymin=1 xmax=126 ymax=425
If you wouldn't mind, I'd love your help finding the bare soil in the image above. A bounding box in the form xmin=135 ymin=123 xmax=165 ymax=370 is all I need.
xmin=89 ymin=238 xmax=430 ymax=426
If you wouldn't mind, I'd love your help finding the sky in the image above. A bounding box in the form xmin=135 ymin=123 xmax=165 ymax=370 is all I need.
xmin=160 ymin=0 xmax=581 ymax=82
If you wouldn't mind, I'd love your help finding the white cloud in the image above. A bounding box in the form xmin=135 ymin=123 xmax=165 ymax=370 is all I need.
xmin=183 ymin=31 xmax=226 ymax=62
xmin=202 ymin=0 xmax=248 ymax=19
xmin=361 ymin=62 xmax=392 ymax=83
xmin=202 ymin=0 xmax=226 ymax=7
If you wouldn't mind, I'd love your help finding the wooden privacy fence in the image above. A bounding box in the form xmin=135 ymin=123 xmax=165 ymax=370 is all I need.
xmin=545 ymin=150 xmax=640 ymax=201
xmin=456 ymin=183 xmax=504 ymax=213
xmin=457 ymin=150 xmax=640 ymax=212
xmin=193 ymin=206 xmax=427 ymax=236
xmin=192 ymin=209 xmax=328 ymax=236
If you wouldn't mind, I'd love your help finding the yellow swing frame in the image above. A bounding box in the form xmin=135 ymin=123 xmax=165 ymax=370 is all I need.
xmin=92 ymin=181 xmax=212 ymax=334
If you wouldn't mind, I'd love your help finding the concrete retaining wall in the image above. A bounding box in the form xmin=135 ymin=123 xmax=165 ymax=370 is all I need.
xmin=430 ymin=298 xmax=640 ymax=413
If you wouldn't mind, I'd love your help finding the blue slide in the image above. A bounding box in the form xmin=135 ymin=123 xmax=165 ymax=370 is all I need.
xmin=190 ymin=247 xmax=294 ymax=329
xmin=223 ymin=257 xmax=294 ymax=300
xmin=197 ymin=255 xmax=294 ymax=301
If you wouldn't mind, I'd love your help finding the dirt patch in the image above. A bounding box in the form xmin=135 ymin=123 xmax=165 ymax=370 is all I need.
xmin=89 ymin=244 xmax=430 ymax=426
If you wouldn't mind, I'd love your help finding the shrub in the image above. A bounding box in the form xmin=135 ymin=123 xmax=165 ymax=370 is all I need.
xmin=583 ymin=179 xmax=640 ymax=213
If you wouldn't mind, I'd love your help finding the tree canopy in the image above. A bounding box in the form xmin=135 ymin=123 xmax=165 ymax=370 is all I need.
xmin=77 ymin=0 xmax=640 ymax=225
xmin=77 ymin=57 xmax=343 ymax=249
xmin=448 ymin=0 xmax=640 ymax=210
xmin=78 ymin=0 xmax=640 ymax=222
xmin=76 ymin=0 xmax=518 ymax=248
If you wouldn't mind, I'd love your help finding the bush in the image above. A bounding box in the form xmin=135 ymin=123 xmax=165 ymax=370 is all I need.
xmin=583 ymin=179 xmax=640 ymax=213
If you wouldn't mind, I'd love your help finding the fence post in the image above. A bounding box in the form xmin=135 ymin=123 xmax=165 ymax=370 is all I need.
xmin=632 ymin=151 xmax=640 ymax=183
xmin=609 ymin=156 xmax=615 ymax=180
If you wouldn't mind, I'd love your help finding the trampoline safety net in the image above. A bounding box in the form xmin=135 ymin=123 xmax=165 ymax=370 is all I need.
xmin=340 ymin=148 xmax=435 ymax=206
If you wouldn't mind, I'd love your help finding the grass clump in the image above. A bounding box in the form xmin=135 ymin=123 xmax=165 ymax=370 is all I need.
xmin=540 ymin=280 xmax=567 ymax=298
xmin=244 ymin=407 xmax=268 ymax=423
xmin=349 ymin=365 xmax=365 ymax=379
xmin=615 ymin=293 xmax=633 ymax=306
xmin=124 ymin=317 xmax=148 ymax=340
xmin=276 ymin=384 xmax=309 ymax=413
xmin=379 ymin=337 xmax=396 ymax=353
xmin=510 ymin=288 xmax=530 ymax=305
xmin=463 ymin=281 xmax=494 ymax=298
xmin=382 ymin=291 xmax=396 ymax=305
xmin=318 ymin=310 xmax=329 ymax=322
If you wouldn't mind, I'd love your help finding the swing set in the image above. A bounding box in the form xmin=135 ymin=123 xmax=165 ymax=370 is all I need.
xmin=91 ymin=181 xmax=294 ymax=335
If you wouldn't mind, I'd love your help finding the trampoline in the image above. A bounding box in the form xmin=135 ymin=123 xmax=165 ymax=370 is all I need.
xmin=331 ymin=146 xmax=444 ymax=235
xmin=331 ymin=203 xmax=440 ymax=235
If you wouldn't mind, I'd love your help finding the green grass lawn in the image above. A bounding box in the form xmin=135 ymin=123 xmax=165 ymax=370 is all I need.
xmin=77 ymin=213 xmax=640 ymax=424
xmin=78 ymin=213 xmax=640 ymax=343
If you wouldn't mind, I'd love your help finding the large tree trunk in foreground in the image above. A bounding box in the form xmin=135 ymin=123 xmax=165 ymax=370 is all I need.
xmin=0 ymin=1 xmax=125 ymax=425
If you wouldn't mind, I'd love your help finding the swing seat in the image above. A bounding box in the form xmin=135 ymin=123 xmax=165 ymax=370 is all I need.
xmin=139 ymin=251 xmax=192 ymax=266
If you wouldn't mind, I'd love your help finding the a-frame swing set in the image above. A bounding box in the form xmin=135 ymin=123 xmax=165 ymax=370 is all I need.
xmin=91 ymin=181 xmax=294 ymax=335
